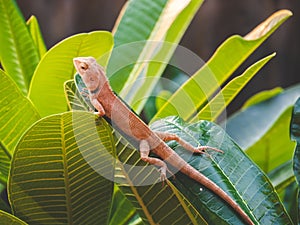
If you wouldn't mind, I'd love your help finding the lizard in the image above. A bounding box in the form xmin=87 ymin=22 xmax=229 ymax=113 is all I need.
xmin=73 ymin=56 xmax=255 ymax=225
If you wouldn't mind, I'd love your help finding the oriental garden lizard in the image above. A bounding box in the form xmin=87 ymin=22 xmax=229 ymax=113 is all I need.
xmin=73 ymin=56 xmax=254 ymax=225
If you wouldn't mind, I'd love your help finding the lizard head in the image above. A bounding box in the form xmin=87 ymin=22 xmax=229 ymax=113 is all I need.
xmin=73 ymin=57 xmax=107 ymax=92
xmin=73 ymin=57 xmax=98 ymax=75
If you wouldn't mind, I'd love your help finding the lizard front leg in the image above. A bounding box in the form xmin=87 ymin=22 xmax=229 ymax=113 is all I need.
xmin=155 ymin=131 xmax=223 ymax=154
xmin=91 ymin=97 xmax=105 ymax=116
xmin=140 ymin=140 xmax=169 ymax=181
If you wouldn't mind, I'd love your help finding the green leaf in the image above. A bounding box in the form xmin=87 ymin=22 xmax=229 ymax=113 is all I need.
xmin=0 ymin=0 xmax=39 ymax=95
xmin=109 ymin=186 xmax=144 ymax=225
xmin=193 ymin=53 xmax=275 ymax=122
xmin=152 ymin=10 xmax=292 ymax=122
xmin=108 ymin=0 xmax=204 ymax=113
xmin=156 ymin=90 xmax=172 ymax=111
xmin=9 ymin=112 xmax=115 ymax=225
xmin=245 ymin=107 xmax=295 ymax=172
xmin=0 ymin=142 xmax=10 ymax=185
xmin=112 ymin=0 xmax=168 ymax=48
xmin=26 ymin=15 xmax=47 ymax=59
xmin=108 ymin=0 xmax=168 ymax=92
xmin=268 ymin=161 xmax=295 ymax=193
xmin=28 ymin=31 xmax=113 ymax=117
xmin=150 ymin=116 xmax=292 ymax=224
xmin=0 ymin=69 xmax=40 ymax=153
xmin=282 ymin=182 xmax=298 ymax=225
xmin=64 ymin=79 xmax=93 ymax=111
xmin=226 ymin=85 xmax=300 ymax=172
xmin=242 ymin=87 xmax=283 ymax=109
xmin=0 ymin=210 xmax=28 ymax=225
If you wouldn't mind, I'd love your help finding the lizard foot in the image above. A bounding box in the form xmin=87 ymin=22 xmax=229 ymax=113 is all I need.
xmin=159 ymin=166 xmax=167 ymax=182
xmin=158 ymin=165 xmax=175 ymax=186
xmin=195 ymin=145 xmax=224 ymax=154
xmin=193 ymin=146 xmax=224 ymax=159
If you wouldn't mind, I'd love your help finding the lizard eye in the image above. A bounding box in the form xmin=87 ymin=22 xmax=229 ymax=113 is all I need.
xmin=80 ymin=62 xmax=89 ymax=71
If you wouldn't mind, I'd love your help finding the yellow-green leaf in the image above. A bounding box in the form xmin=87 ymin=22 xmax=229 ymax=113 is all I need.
xmin=226 ymin=85 xmax=300 ymax=172
xmin=0 ymin=0 xmax=39 ymax=95
xmin=242 ymin=87 xmax=283 ymax=109
xmin=192 ymin=53 xmax=275 ymax=122
xmin=0 ymin=210 xmax=28 ymax=225
xmin=26 ymin=15 xmax=47 ymax=59
xmin=28 ymin=31 xmax=113 ymax=117
xmin=152 ymin=9 xmax=292 ymax=122
xmin=108 ymin=0 xmax=204 ymax=114
xmin=9 ymin=112 xmax=115 ymax=225
xmin=0 ymin=69 xmax=40 ymax=153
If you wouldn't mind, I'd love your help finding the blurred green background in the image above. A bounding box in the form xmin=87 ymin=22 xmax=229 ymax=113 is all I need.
xmin=17 ymin=0 xmax=300 ymax=114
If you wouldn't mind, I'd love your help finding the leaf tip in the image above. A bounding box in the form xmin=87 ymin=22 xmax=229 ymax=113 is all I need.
xmin=244 ymin=9 xmax=292 ymax=41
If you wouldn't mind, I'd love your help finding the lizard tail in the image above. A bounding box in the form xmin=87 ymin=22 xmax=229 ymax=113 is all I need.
xmin=183 ymin=164 xmax=255 ymax=225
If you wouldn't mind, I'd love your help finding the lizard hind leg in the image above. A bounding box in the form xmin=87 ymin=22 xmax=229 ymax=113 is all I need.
xmin=154 ymin=131 xmax=223 ymax=154
xmin=139 ymin=140 xmax=173 ymax=182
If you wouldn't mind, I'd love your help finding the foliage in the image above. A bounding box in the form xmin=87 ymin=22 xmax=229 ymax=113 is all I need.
xmin=226 ymin=85 xmax=300 ymax=224
xmin=0 ymin=0 xmax=296 ymax=224
xmin=226 ymin=85 xmax=300 ymax=172
xmin=289 ymin=97 xmax=300 ymax=223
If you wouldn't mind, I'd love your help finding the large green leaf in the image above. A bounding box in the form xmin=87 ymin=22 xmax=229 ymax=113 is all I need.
xmin=0 ymin=0 xmax=39 ymax=95
xmin=64 ymin=79 xmax=93 ymax=111
xmin=242 ymin=87 xmax=283 ymax=109
xmin=226 ymin=85 xmax=300 ymax=172
xmin=108 ymin=0 xmax=204 ymax=113
xmin=26 ymin=15 xmax=47 ymax=59
xmin=0 ymin=210 xmax=28 ymax=225
xmin=150 ymin=116 xmax=292 ymax=224
xmin=9 ymin=112 xmax=115 ymax=225
xmin=109 ymin=186 xmax=144 ymax=225
xmin=246 ymin=108 xmax=295 ymax=172
xmin=192 ymin=53 xmax=275 ymax=122
xmin=152 ymin=10 xmax=292 ymax=122
xmin=282 ymin=182 xmax=298 ymax=225
xmin=28 ymin=31 xmax=113 ymax=117
xmin=108 ymin=0 xmax=168 ymax=92
xmin=0 ymin=69 xmax=40 ymax=153
xmin=268 ymin=161 xmax=295 ymax=193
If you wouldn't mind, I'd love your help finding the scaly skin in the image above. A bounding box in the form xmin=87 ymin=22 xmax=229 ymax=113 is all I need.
xmin=73 ymin=56 xmax=255 ymax=225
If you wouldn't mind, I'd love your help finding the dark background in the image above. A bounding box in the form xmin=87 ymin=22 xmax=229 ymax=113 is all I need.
xmin=17 ymin=0 xmax=300 ymax=114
